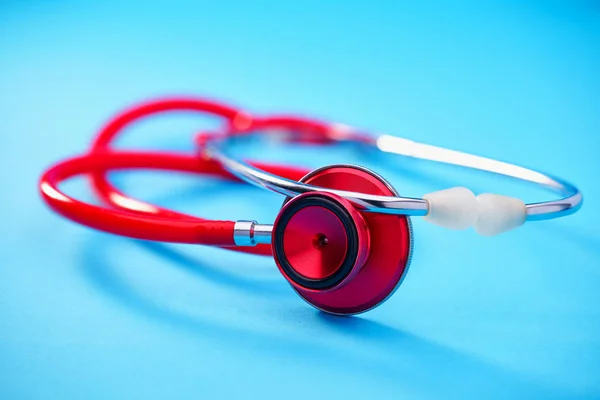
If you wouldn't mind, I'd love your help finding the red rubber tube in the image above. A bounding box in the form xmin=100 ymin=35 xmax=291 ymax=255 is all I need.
xmin=39 ymin=96 xmax=368 ymax=253
xmin=86 ymin=97 xmax=373 ymax=226
xmin=79 ymin=96 xmax=290 ymax=255
xmin=39 ymin=150 xmax=309 ymax=246
xmin=77 ymin=97 xmax=342 ymax=255
xmin=88 ymin=97 xmax=249 ymax=221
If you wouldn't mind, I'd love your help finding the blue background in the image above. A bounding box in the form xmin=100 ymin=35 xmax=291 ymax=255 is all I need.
xmin=1 ymin=1 xmax=599 ymax=398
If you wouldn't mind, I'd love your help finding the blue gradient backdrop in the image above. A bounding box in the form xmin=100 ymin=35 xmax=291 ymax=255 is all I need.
xmin=1 ymin=1 xmax=599 ymax=398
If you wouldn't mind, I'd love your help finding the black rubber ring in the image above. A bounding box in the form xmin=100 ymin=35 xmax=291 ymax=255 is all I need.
xmin=273 ymin=194 xmax=359 ymax=290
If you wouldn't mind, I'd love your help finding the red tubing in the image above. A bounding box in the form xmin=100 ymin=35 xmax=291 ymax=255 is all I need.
xmin=39 ymin=150 xmax=309 ymax=247
xmin=40 ymin=151 xmax=234 ymax=244
xmin=88 ymin=97 xmax=247 ymax=221
xmin=39 ymin=96 xmax=368 ymax=253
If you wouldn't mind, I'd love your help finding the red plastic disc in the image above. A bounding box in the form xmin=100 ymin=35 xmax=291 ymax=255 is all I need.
xmin=280 ymin=165 xmax=413 ymax=315
xmin=273 ymin=191 xmax=371 ymax=291
xmin=283 ymin=206 xmax=349 ymax=280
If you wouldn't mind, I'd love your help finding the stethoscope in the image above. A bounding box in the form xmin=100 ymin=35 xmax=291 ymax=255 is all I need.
xmin=39 ymin=96 xmax=583 ymax=315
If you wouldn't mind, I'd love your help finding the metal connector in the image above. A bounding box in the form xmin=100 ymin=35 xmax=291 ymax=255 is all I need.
xmin=233 ymin=221 xmax=273 ymax=246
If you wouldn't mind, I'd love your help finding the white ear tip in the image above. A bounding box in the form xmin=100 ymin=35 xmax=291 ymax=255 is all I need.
xmin=475 ymin=194 xmax=526 ymax=236
xmin=423 ymin=187 xmax=478 ymax=230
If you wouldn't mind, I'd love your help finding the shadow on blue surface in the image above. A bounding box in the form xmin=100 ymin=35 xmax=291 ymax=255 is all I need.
xmin=80 ymin=235 xmax=572 ymax=399
xmin=76 ymin=155 xmax=598 ymax=398
xmin=530 ymin=221 xmax=600 ymax=257
xmin=138 ymin=241 xmax=287 ymax=297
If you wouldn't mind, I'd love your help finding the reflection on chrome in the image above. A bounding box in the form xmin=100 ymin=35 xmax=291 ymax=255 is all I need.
xmin=207 ymin=129 xmax=582 ymax=222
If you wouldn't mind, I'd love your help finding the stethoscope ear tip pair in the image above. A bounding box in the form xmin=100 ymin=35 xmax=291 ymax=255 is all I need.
xmin=423 ymin=187 xmax=528 ymax=236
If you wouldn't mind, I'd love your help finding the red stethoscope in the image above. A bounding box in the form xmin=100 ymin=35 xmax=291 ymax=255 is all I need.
xmin=39 ymin=96 xmax=583 ymax=315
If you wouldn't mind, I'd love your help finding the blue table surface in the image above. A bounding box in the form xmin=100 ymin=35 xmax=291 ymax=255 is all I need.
xmin=1 ymin=1 xmax=599 ymax=398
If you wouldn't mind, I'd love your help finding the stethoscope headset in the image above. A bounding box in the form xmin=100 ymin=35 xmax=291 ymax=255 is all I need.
xmin=39 ymin=96 xmax=583 ymax=315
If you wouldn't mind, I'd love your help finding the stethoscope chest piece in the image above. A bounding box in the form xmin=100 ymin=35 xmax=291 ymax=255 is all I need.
xmin=272 ymin=164 xmax=413 ymax=315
